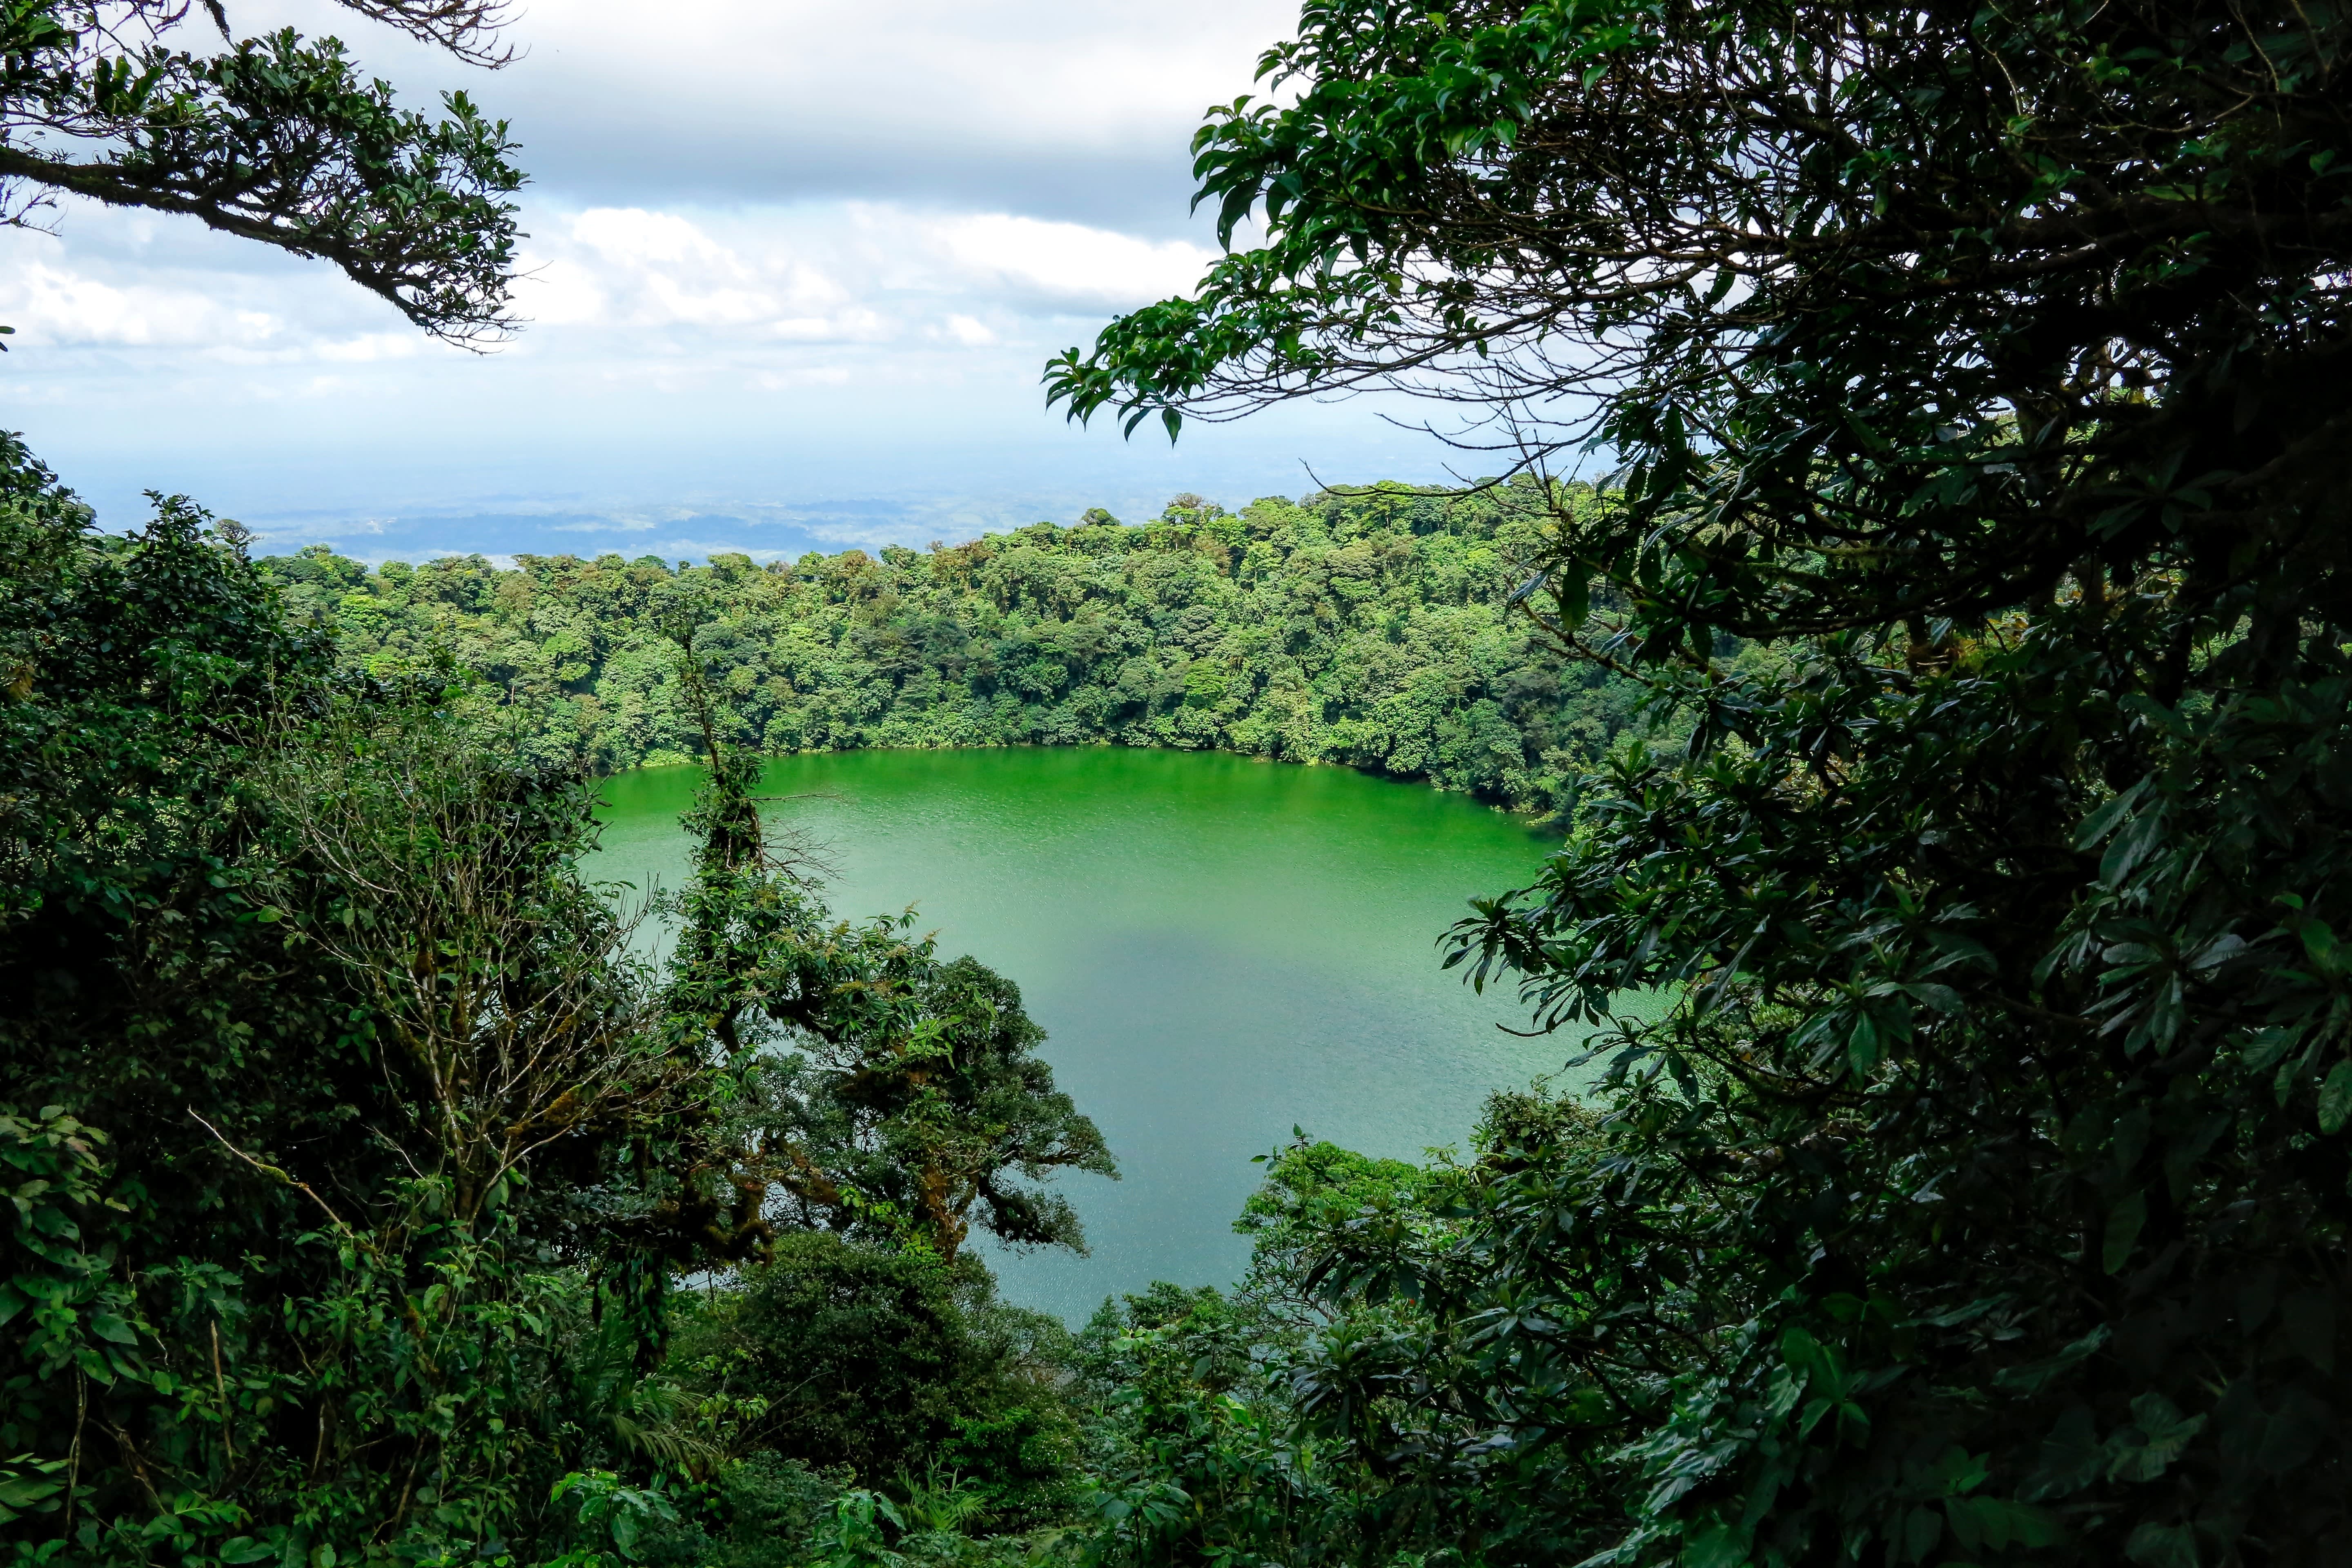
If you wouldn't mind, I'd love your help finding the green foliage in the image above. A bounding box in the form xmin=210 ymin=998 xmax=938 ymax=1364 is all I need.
xmin=1045 ymin=1 xmax=2352 ymax=1564
xmin=544 ymin=1468 xmax=682 ymax=1566
xmin=938 ymin=1404 xmax=1081 ymax=1529
xmin=739 ymin=942 xmax=1117 ymax=1256
xmin=1232 ymin=1131 xmax=1435 ymax=1328
xmin=670 ymin=1234 xmax=1041 ymax=1486
xmin=1068 ymin=1102 xmax=1618 ymax=1568
xmin=0 ymin=1108 xmax=157 ymax=1532
xmin=0 ymin=0 xmax=522 ymax=341
xmin=0 ymin=463 xmax=725 ymax=1560
xmin=648 ymin=621 xmax=1117 ymax=1266
xmin=24 ymin=6 xmax=2350 ymax=1563
xmin=651 ymin=1232 xmax=1082 ymax=1564
xmin=0 ymin=437 xmax=1137 ymax=1559
xmin=700 ymin=1452 xmax=853 ymax=1568
xmin=488 ymin=613 xmax=1114 ymax=1564
xmin=1071 ymin=1281 xmax=1347 ymax=1568
xmin=811 ymin=1489 xmax=908 ymax=1568
xmin=261 ymin=485 xmax=1656 ymax=813
xmin=0 ymin=488 xmax=1102 ymax=1568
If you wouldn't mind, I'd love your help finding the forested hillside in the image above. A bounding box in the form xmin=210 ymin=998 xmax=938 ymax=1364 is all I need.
xmin=260 ymin=483 xmax=1658 ymax=811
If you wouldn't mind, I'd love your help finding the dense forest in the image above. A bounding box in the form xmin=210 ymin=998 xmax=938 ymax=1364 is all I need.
xmin=256 ymin=485 xmax=1662 ymax=814
xmin=7 ymin=0 xmax=2352 ymax=1566
xmin=0 ymin=455 xmax=1616 ymax=1567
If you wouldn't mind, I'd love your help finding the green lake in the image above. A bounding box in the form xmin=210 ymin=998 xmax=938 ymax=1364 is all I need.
xmin=592 ymin=746 xmax=1600 ymax=1323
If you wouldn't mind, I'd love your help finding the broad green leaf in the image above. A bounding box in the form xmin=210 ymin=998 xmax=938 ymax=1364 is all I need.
xmin=0 ymin=1473 xmax=61 ymax=1510
xmin=2103 ymin=1190 xmax=2148 ymax=1275
xmin=2022 ymin=1405 xmax=2103 ymax=1501
xmin=2106 ymin=1393 xmax=2205 ymax=1482
xmin=2125 ymin=1522 xmax=2200 ymax=1568
xmin=2318 ymin=1059 xmax=2352 ymax=1134
xmin=2073 ymin=779 xmax=2150 ymax=849
xmin=1995 ymin=1325 xmax=2112 ymax=1394
xmin=89 ymin=1310 xmax=138 ymax=1345
xmin=1682 ymin=1522 xmax=1751 ymax=1568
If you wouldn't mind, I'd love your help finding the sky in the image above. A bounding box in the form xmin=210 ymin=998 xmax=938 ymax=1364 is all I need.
xmin=0 ymin=0 xmax=1469 ymax=561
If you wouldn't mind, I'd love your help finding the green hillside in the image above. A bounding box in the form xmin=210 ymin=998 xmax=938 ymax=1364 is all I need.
xmin=261 ymin=483 xmax=1658 ymax=811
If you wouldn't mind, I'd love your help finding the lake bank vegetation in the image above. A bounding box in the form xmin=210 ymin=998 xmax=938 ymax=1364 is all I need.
xmin=254 ymin=484 xmax=1674 ymax=816
xmin=7 ymin=0 xmax=2352 ymax=1565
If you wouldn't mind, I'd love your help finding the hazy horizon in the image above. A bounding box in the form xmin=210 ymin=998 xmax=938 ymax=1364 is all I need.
xmin=0 ymin=0 xmax=1483 ymax=561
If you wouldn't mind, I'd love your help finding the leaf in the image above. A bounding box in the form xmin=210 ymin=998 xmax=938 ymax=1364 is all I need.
xmin=2125 ymin=1522 xmax=2200 ymax=1568
xmin=2073 ymin=779 xmax=2149 ymax=849
xmin=1934 ymin=1445 xmax=1990 ymax=1495
xmin=1902 ymin=1506 xmax=1942 ymax=1562
xmin=2022 ymin=1406 xmax=2103 ymax=1501
xmin=1846 ymin=1011 xmax=1882 ymax=1075
xmin=2106 ymin=1393 xmax=2206 ymax=1482
xmin=2252 ymin=1388 xmax=2331 ymax=1475
xmin=2318 ymin=1060 xmax=2352 ymax=1134
xmin=1682 ymin=1522 xmax=1751 ymax=1568
xmin=2100 ymin=808 xmax=2167 ymax=888
xmin=1995 ymin=1324 xmax=2111 ymax=1393
xmin=0 ymin=1472 xmax=61 ymax=1511
xmin=218 ymin=1538 xmax=276 ymax=1564
xmin=89 ymin=1310 xmax=138 ymax=1345
xmin=1946 ymin=1494 xmax=2060 ymax=1552
xmin=2103 ymin=1189 xmax=2147 ymax=1275
xmin=2119 ymin=692 xmax=2192 ymax=736
xmin=2240 ymin=1027 xmax=2299 ymax=1071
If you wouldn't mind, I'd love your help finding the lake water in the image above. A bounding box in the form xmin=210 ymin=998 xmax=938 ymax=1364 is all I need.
xmin=592 ymin=746 xmax=1603 ymax=1323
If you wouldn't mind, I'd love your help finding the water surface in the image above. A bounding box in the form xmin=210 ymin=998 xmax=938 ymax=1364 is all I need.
xmin=593 ymin=747 xmax=1599 ymax=1321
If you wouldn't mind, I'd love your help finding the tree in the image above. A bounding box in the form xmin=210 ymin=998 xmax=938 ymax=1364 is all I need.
xmin=669 ymin=1230 xmax=1074 ymax=1495
xmin=0 ymin=459 xmax=718 ymax=1558
xmin=1055 ymin=4 xmax=2352 ymax=1565
xmin=0 ymin=0 xmax=523 ymax=342
xmin=656 ymin=628 xmax=1116 ymax=1264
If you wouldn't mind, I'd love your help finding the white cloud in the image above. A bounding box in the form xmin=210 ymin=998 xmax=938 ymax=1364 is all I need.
xmin=0 ymin=2 xmax=1468 ymax=552
xmin=252 ymin=0 xmax=1299 ymax=228
xmin=940 ymin=314 xmax=998 ymax=347
xmin=0 ymin=195 xmax=1214 ymax=377
xmin=935 ymin=214 xmax=1213 ymax=306
xmin=2 ymin=258 xmax=275 ymax=349
xmin=312 ymin=334 xmax=430 ymax=364
xmin=499 ymin=201 xmax=1214 ymax=356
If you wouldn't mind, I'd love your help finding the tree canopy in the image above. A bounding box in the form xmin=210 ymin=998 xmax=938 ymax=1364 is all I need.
xmin=1051 ymin=2 xmax=2349 ymax=630
xmin=258 ymin=487 xmax=1673 ymax=815
xmin=0 ymin=0 xmax=523 ymax=341
xmin=1048 ymin=4 xmax=2352 ymax=1566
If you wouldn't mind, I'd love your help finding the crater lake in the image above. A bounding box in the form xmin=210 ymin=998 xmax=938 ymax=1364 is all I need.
xmin=592 ymin=746 xmax=1605 ymax=1322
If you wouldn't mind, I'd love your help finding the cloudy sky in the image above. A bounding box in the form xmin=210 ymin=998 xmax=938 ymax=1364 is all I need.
xmin=0 ymin=0 xmax=1465 ymax=561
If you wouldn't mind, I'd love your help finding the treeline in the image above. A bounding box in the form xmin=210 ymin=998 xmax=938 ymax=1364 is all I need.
xmin=259 ymin=483 xmax=1660 ymax=811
